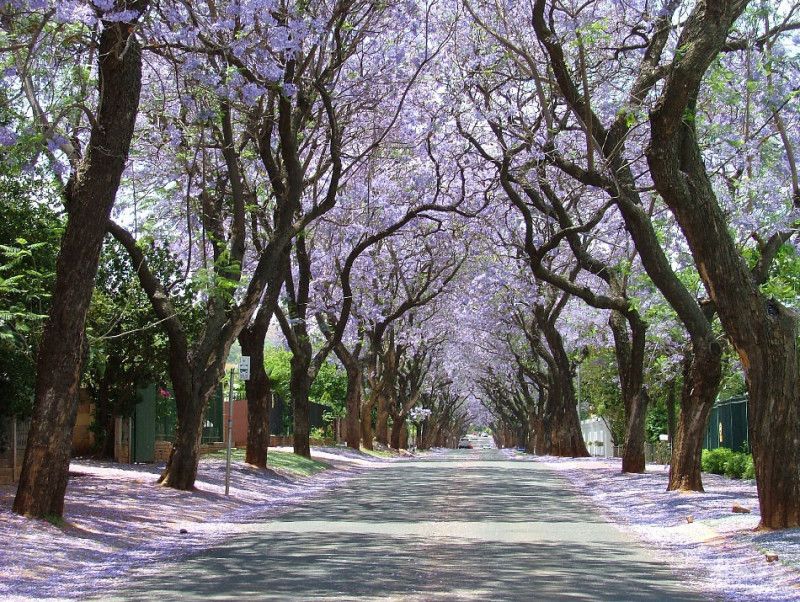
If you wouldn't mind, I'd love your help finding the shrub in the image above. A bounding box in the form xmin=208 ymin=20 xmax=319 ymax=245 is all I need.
xmin=723 ymin=452 xmax=749 ymax=479
xmin=702 ymin=447 xmax=734 ymax=475
xmin=701 ymin=447 xmax=755 ymax=479
xmin=743 ymin=455 xmax=756 ymax=480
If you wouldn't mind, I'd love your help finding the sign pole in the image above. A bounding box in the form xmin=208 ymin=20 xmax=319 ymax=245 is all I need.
xmin=12 ymin=416 xmax=17 ymax=481
xmin=225 ymin=367 xmax=235 ymax=496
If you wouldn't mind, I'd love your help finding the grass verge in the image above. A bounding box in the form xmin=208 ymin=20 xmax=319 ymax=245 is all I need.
xmin=205 ymin=447 xmax=329 ymax=477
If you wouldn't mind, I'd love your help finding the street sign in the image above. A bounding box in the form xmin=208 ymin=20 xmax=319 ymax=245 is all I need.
xmin=239 ymin=356 xmax=251 ymax=380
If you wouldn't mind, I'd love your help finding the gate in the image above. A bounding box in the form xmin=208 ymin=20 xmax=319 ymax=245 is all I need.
xmin=704 ymin=395 xmax=749 ymax=452
xmin=133 ymin=384 xmax=156 ymax=462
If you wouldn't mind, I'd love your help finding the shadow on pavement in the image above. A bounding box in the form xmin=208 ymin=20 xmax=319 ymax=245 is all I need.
xmin=111 ymin=452 xmax=707 ymax=601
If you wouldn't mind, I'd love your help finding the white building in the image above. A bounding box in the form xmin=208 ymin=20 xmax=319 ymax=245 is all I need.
xmin=581 ymin=416 xmax=613 ymax=458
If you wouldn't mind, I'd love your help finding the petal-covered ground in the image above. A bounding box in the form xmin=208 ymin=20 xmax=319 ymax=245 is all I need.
xmin=526 ymin=454 xmax=800 ymax=602
xmin=0 ymin=447 xmax=389 ymax=600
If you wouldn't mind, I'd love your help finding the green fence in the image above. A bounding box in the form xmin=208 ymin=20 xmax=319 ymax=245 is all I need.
xmin=704 ymin=395 xmax=749 ymax=452
xmin=133 ymin=384 xmax=156 ymax=462
xmin=153 ymin=385 xmax=223 ymax=444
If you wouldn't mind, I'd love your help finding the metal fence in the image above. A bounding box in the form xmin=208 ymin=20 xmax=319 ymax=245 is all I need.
xmin=0 ymin=416 xmax=31 ymax=482
xmin=612 ymin=441 xmax=672 ymax=465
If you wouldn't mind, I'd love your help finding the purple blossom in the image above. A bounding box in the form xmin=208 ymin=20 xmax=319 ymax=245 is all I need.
xmin=241 ymin=82 xmax=266 ymax=106
xmin=0 ymin=126 xmax=18 ymax=147
xmin=282 ymin=83 xmax=297 ymax=98
xmin=102 ymin=9 xmax=140 ymax=23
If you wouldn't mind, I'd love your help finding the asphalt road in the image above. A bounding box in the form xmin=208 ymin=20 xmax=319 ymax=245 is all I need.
xmin=112 ymin=449 xmax=707 ymax=601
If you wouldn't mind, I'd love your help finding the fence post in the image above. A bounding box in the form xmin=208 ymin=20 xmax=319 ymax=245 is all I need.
xmin=12 ymin=416 xmax=17 ymax=482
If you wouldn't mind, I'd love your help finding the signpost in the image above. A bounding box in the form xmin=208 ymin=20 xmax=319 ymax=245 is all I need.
xmin=225 ymin=357 xmax=250 ymax=496
xmin=239 ymin=356 xmax=251 ymax=380
xmin=225 ymin=368 xmax=234 ymax=495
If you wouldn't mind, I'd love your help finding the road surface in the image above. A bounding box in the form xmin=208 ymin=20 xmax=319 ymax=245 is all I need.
xmin=112 ymin=449 xmax=707 ymax=601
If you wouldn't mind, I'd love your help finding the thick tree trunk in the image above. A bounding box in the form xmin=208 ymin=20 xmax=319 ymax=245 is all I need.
xmin=621 ymin=390 xmax=649 ymax=473
xmin=239 ymin=319 xmax=271 ymax=468
xmin=361 ymin=396 xmax=375 ymax=450
xmin=536 ymin=310 xmax=590 ymax=458
xmin=608 ymin=310 xmax=649 ymax=473
xmin=419 ymin=420 xmax=432 ymax=449
xmin=344 ymin=375 xmax=361 ymax=450
xmin=746 ymin=313 xmax=799 ymax=528
xmin=158 ymin=355 xmax=221 ymax=489
xmin=290 ymin=354 xmax=312 ymax=458
xmin=13 ymin=13 xmax=146 ymax=518
xmin=375 ymin=393 xmax=390 ymax=446
xmin=540 ymin=401 xmax=590 ymax=456
xmin=245 ymin=383 xmax=271 ymax=468
xmin=374 ymin=345 xmax=396 ymax=447
xmin=159 ymin=393 xmax=207 ymax=490
xmin=646 ymin=0 xmax=800 ymax=527
xmin=668 ymin=341 xmax=722 ymax=491
xmin=335 ymin=345 xmax=362 ymax=450
xmin=390 ymin=417 xmax=404 ymax=450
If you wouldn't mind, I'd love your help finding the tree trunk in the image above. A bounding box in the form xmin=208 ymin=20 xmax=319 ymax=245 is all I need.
xmin=621 ymin=390 xmax=649 ymax=473
xmin=361 ymin=396 xmax=375 ymax=450
xmin=375 ymin=392 xmax=390 ymax=446
xmin=335 ymin=344 xmax=361 ymax=450
xmin=536 ymin=310 xmax=590 ymax=458
xmin=390 ymin=416 xmax=404 ymax=450
xmin=159 ymin=395 xmax=206 ymax=490
xmin=13 ymin=13 xmax=147 ymax=518
xmin=157 ymin=359 xmax=220 ymax=490
xmin=239 ymin=317 xmax=272 ymax=468
xmin=290 ymin=354 xmax=312 ymax=458
xmin=608 ymin=310 xmax=649 ymax=473
xmin=646 ymin=0 xmax=800 ymax=527
xmin=668 ymin=341 xmax=722 ymax=491
xmin=374 ymin=345 xmax=397 ymax=447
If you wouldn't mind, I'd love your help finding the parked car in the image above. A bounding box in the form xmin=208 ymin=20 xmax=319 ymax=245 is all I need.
xmin=457 ymin=437 xmax=473 ymax=449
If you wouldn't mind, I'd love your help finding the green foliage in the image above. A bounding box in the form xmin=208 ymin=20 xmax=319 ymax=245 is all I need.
xmin=761 ymin=243 xmax=800 ymax=311
xmin=83 ymin=238 xmax=201 ymax=452
xmin=743 ymin=455 xmax=756 ymax=480
xmin=0 ymin=169 xmax=62 ymax=417
xmin=702 ymin=447 xmax=733 ymax=475
xmin=645 ymin=400 xmax=669 ymax=443
xmin=701 ymin=447 xmax=753 ymax=479
xmin=263 ymin=347 xmax=347 ymax=421
xmin=580 ymin=348 xmax=625 ymax=445
xmin=723 ymin=451 xmax=749 ymax=479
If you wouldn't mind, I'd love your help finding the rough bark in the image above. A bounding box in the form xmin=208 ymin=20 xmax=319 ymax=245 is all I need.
xmin=536 ymin=309 xmax=590 ymax=458
xmin=668 ymin=342 xmax=722 ymax=491
xmin=239 ymin=319 xmax=272 ymax=468
xmin=530 ymin=0 xmax=723 ymax=488
xmin=335 ymin=343 xmax=362 ymax=450
xmin=390 ymin=417 xmax=404 ymax=450
xmin=609 ymin=311 xmax=649 ymax=473
xmin=13 ymin=10 xmax=147 ymax=518
xmin=290 ymin=353 xmax=312 ymax=458
xmin=360 ymin=395 xmax=375 ymax=450
xmin=647 ymin=0 xmax=800 ymax=528
xmin=375 ymin=392 xmax=390 ymax=446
